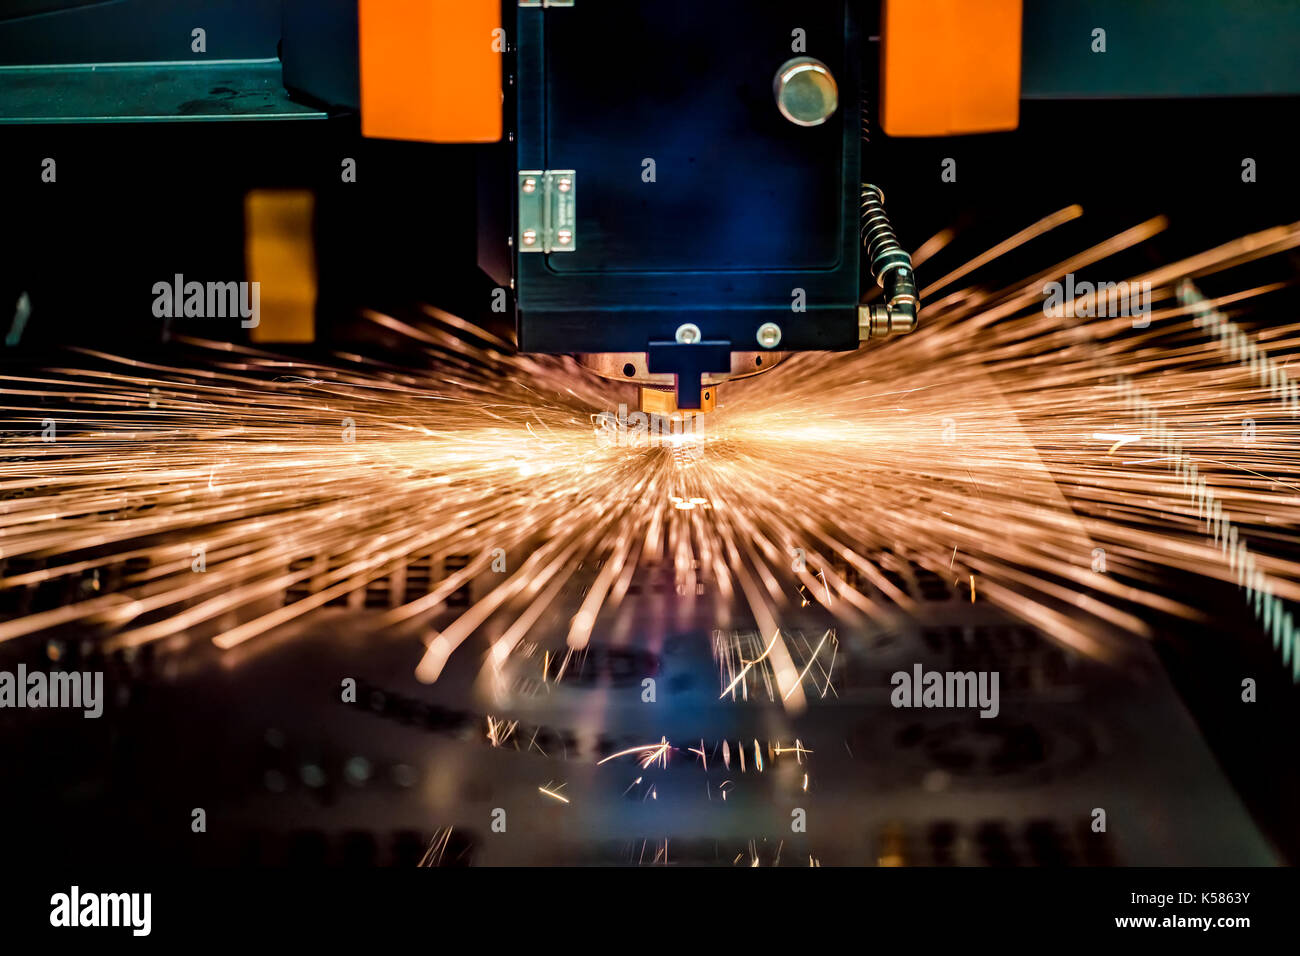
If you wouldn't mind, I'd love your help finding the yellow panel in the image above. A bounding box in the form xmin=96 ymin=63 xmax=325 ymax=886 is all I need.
xmin=244 ymin=190 xmax=317 ymax=344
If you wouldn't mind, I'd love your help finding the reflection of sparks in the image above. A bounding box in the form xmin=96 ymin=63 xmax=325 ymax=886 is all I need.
xmin=774 ymin=739 xmax=814 ymax=763
xmin=687 ymin=740 xmax=707 ymax=770
xmin=717 ymin=629 xmax=838 ymax=702
xmin=718 ymin=629 xmax=779 ymax=699
xmin=783 ymin=630 xmax=832 ymax=701
xmin=819 ymin=638 xmax=838 ymax=699
xmin=651 ymin=839 xmax=668 ymax=865
xmin=633 ymin=839 xmax=670 ymax=866
xmin=2 ymin=214 xmax=1299 ymax=687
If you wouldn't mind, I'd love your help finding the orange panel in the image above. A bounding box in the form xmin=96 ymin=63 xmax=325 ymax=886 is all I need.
xmin=359 ymin=0 xmax=502 ymax=143
xmin=880 ymin=0 xmax=1022 ymax=137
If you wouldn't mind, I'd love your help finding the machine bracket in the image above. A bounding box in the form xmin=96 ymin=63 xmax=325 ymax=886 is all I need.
xmin=647 ymin=340 xmax=732 ymax=410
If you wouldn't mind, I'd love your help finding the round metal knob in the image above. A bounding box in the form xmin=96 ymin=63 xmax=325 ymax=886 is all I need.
xmin=774 ymin=57 xmax=839 ymax=127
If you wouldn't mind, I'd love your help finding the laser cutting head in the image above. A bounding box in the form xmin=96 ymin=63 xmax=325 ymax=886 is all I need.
xmin=510 ymin=2 xmax=918 ymax=417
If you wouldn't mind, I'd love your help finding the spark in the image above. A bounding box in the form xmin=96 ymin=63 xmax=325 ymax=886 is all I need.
xmin=597 ymin=737 xmax=670 ymax=769
xmin=0 ymin=211 xmax=1297 ymax=693
xmin=538 ymin=782 xmax=570 ymax=804
xmin=486 ymin=715 xmax=518 ymax=748
xmin=418 ymin=827 xmax=458 ymax=867
xmin=525 ymin=726 xmax=548 ymax=757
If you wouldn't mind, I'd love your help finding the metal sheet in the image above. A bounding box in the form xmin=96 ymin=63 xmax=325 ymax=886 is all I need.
xmin=0 ymin=59 xmax=326 ymax=123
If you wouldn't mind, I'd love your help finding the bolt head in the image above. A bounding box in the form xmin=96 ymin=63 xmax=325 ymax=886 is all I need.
xmin=757 ymin=322 xmax=782 ymax=348
xmin=675 ymin=323 xmax=702 ymax=345
xmin=774 ymin=57 xmax=839 ymax=127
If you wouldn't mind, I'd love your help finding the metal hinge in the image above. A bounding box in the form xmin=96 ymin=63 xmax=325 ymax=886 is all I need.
xmin=519 ymin=1 xmax=573 ymax=8
xmin=518 ymin=170 xmax=576 ymax=254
